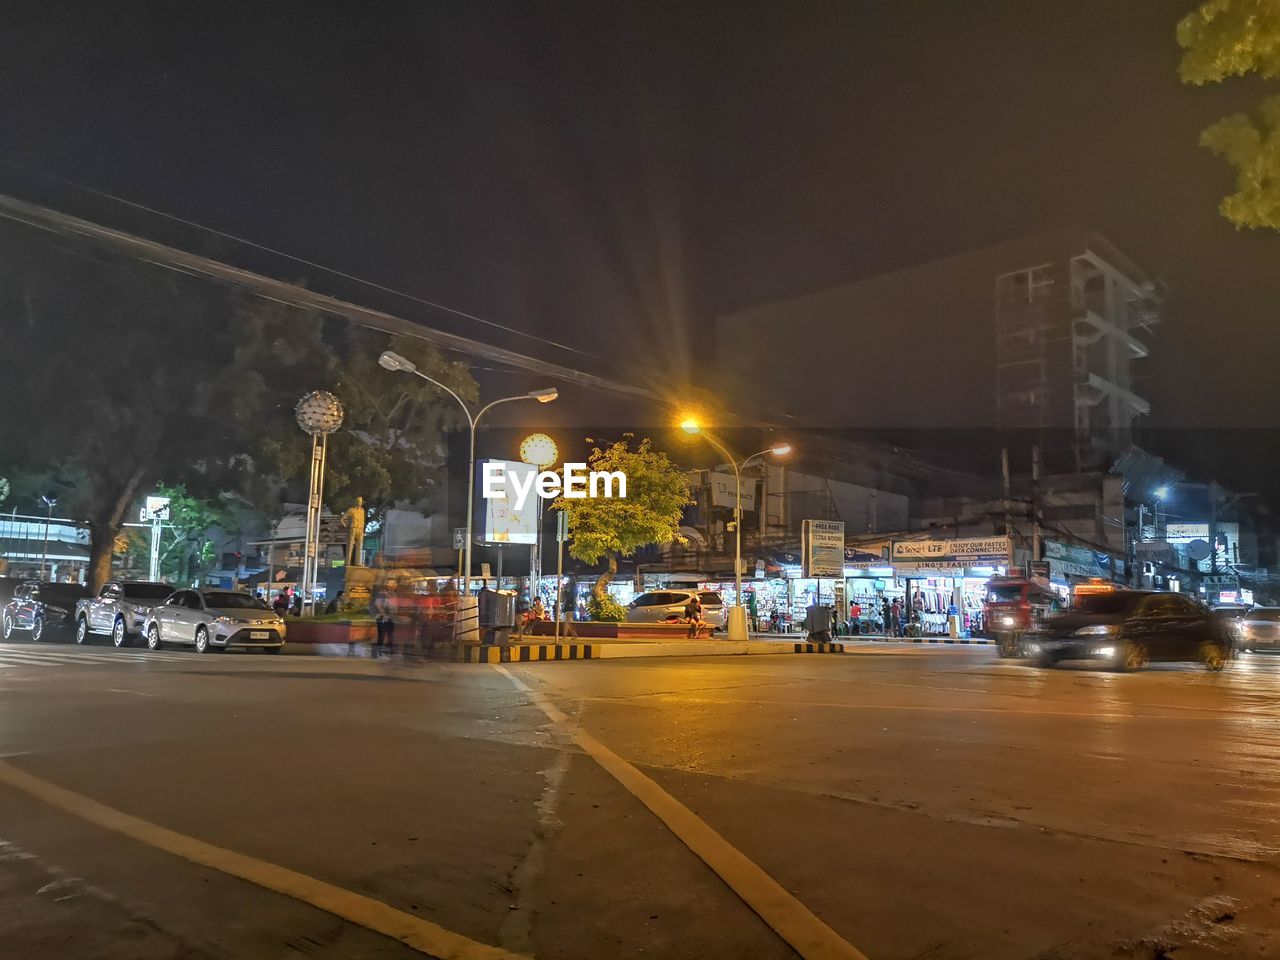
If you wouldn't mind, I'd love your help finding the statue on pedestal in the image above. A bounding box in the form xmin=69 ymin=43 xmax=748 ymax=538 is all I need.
xmin=341 ymin=496 xmax=366 ymax=567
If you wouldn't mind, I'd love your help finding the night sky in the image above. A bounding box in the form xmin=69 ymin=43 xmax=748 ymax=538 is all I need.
xmin=2 ymin=2 xmax=1279 ymax=478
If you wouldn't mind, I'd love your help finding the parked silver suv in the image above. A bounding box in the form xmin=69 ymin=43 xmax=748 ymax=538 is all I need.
xmin=75 ymin=580 xmax=173 ymax=647
xmin=626 ymin=589 xmax=727 ymax=628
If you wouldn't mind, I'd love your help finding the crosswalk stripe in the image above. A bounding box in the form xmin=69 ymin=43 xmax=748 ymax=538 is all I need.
xmin=0 ymin=649 xmax=191 ymax=667
xmin=0 ymin=649 xmax=123 ymax=663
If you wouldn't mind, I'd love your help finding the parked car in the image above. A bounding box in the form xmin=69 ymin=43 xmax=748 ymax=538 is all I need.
xmin=1236 ymin=606 xmax=1280 ymax=652
xmin=2 ymin=580 xmax=93 ymax=642
xmin=0 ymin=576 xmax=24 ymax=609
xmin=75 ymin=580 xmax=174 ymax=647
xmin=1025 ymin=590 xmax=1235 ymax=671
xmin=143 ymin=589 xmax=286 ymax=653
xmin=626 ymin=589 xmax=727 ymax=628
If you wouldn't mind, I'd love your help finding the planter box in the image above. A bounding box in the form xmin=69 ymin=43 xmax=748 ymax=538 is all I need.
xmin=523 ymin=620 xmax=715 ymax=640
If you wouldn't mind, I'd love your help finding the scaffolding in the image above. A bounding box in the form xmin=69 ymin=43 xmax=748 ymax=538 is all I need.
xmin=995 ymin=242 xmax=1158 ymax=473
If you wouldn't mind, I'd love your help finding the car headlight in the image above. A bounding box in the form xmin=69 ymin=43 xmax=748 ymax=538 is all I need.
xmin=1000 ymin=616 xmax=1017 ymax=627
xmin=1073 ymin=624 xmax=1117 ymax=637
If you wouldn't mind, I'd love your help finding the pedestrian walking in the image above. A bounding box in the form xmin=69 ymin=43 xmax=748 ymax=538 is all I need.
xmin=515 ymin=593 xmax=530 ymax=637
xmin=289 ymin=591 xmax=303 ymax=617
xmin=273 ymin=589 xmax=289 ymax=617
xmin=373 ymin=592 xmax=396 ymax=658
xmin=891 ymin=598 xmax=903 ymax=637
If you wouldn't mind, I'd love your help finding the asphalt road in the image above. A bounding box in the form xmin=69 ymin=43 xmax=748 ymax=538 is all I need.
xmin=1 ymin=639 xmax=1279 ymax=960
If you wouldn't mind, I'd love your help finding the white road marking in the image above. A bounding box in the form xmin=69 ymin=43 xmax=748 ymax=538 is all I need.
xmin=0 ymin=648 xmax=189 ymax=668
xmin=0 ymin=760 xmax=529 ymax=960
xmin=494 ymin=665 xmax=868 ymax=960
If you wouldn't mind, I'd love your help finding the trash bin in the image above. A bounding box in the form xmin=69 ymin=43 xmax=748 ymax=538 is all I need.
xmin=479 ymin=590 xmax=516 ymax=645
xmin=804 ymin=604 xmax=833 ymax=643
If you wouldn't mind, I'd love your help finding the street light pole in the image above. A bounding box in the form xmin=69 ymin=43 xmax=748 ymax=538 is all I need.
xmin=378 ymin=352 xmax=557 ymax=640
xmin=39 ymin=494 xmax=56 ymax=580
xmin=679 ymin=419 xmax=791 ymax=641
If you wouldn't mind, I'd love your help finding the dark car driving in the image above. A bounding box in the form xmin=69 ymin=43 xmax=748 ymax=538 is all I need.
xmin=2 ymin=580 xmax=94 ymax=643
xmin=1025 ymin=590 xmax=1235 ymax=672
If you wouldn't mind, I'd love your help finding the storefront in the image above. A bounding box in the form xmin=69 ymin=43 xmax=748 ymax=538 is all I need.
xmin=889 ymin=537 xmax=1012 ymax=636
xmin=1043 ymin=539 xmax=1125 ymax=590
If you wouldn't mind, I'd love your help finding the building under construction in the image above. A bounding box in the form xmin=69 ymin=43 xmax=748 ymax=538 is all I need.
xmin=716 ymin=226 xmax=1160 ymax=475
xmin=995 ymin=231 xmax=1160 ymax=472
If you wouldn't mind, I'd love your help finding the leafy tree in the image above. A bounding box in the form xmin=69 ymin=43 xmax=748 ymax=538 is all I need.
xmin=552 ymin=436 xmax=692 ymax=621
xmin=121 ymin=485 xmax=234 ymax=585
xmin=221 ymin=299 xmax=474 ymax=521
xmin=0 ymin=224 xmax=475 ymax=590
xmin=0 ymin=232 xmax=243 ymax=589
xmin=1178 ymin=0 xmax=1280 ymax=228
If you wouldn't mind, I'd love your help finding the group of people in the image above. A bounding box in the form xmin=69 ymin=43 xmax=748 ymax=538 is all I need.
xmin=879 ymin=592 xmax=931 ymax=637
xmin=256 ymin=586 xmax=348 ymax=617
xmin=514 ymin=594 xmax=548 ymax=633
xmin=259 ymin=587 xmax=303 ymax=617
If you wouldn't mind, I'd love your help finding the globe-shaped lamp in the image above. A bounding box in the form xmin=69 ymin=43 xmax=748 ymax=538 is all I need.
xmin=295 ymin=390 xmax=345 ymax=435
xmin=520 ymin=433 xmax=559 ymax=468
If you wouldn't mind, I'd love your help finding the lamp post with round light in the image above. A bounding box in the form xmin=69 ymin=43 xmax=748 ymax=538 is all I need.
xmin=679 ymin=416 xmax=791 ymax=641
xmin=377 ymin=351 xmax=557 ymax=640
xmin=295 ymin=390 xmax=345 ymax=617
xmin=519 ymin=433 xmax=558 ymax=604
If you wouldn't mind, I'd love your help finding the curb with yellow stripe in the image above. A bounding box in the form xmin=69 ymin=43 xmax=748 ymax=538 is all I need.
xmin=431 ymin=641 xmax=847 ymax=663
xmin=792 ymin=642 xmax=845 ymax=654
xmin=431 ymin=643 xmax=595 ymax=664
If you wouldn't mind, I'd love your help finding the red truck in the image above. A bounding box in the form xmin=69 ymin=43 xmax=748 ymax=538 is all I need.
xmin=984 ymin=576 xmax=1064 ymax=658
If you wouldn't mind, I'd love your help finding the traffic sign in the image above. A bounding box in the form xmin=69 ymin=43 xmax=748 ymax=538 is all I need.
xmin=141 ymin=495 xmax=170 ymax=522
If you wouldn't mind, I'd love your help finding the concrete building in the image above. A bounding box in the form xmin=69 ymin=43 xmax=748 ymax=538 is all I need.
xmin=716 ymin=227 xmax=1160 ymax=473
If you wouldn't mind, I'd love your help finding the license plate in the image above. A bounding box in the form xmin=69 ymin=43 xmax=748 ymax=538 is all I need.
xmin=250 ymin=631 xmax=270 ymax=639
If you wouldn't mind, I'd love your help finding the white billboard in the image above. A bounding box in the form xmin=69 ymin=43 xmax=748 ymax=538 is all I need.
xmin=803 ymin=519 xmax=845 ymax=577
xmin=480 ymin=460 xmax=539 ymax=544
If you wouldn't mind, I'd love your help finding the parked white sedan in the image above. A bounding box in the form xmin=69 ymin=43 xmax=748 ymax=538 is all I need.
xmin=144 ymin=589 xmax=286 ymax=653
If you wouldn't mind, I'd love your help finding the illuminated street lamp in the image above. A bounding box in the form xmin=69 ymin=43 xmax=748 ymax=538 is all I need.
xmin=378 ymin=351 xmax=557 ymax=641
xmin=679 ymin=415 xmax=792 ymax=640
xmin=519 ymin=432 xmax=559 ymax=603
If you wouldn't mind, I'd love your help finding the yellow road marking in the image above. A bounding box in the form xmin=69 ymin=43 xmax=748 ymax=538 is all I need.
xmin=494 ymin=665 xmax=869 ymax=960
xmin=0 ymin=759 xmax=528 ymax=960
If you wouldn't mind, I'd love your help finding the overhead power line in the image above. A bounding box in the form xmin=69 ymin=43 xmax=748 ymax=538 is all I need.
xmin=0 ymin=157 xmax=597 ymax=362
xmin=0 ymin=191 xmax=660 ymax=403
